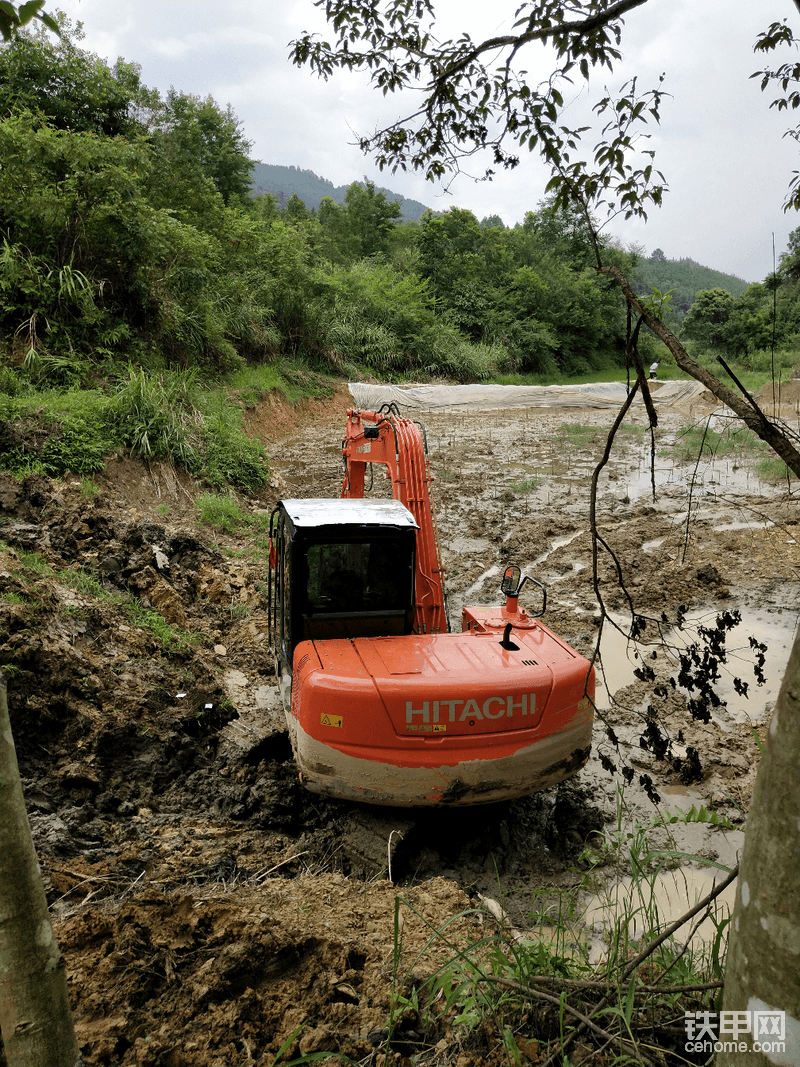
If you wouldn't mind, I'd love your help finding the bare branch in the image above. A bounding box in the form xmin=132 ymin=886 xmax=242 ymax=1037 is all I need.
xmin=597 ymin=263 xmax=800 ymax=477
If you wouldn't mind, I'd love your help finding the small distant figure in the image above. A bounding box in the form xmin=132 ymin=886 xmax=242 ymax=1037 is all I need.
xmin=649 ymin=361 xmax=659 ymax=380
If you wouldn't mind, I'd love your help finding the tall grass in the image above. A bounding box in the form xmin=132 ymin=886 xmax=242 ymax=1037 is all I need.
xmin=0 ymin=368 xmax=271 ymax=490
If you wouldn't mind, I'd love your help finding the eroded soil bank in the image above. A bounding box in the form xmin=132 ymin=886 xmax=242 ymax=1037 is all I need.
xmin=1 ymin=383 xmax=797 ymax=1066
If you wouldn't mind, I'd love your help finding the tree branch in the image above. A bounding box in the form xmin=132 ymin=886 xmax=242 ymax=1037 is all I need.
xmin=431 ymin=0 xmax=652 ymax=84
xmin=597 ymin=263 xmax=800 ymax=477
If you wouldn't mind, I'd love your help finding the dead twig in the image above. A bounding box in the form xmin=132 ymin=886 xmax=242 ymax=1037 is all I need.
xmin=252 ymin=852 xmax=310 ymax=883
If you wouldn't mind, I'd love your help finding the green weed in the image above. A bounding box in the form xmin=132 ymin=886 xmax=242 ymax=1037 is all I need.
xmin=127 ymin=600 xmax=201 ymax=652
xmin=755 ymin=455 xmax=793 ymax=483
xmin=80 ymin=477 xmax=101 ymax=500
xmin=510 ymin=477 xmax=539 ymax=492
xmin=16 ymin=550 xmax=52 ymax=577
xmin=556 ymin=423 xmax=604 ymax=448
xmin=195 ymin=492 xmax=248 ymax=533
xmin=195 ymin=491 xmax=270 ymax=533
xmin=669 ymin=423 xmax=744 ymax=461
xmin=1 ymin=591 xmax=27 ymax=604
xmin=63 ymin=568 xmax=123 ymax=604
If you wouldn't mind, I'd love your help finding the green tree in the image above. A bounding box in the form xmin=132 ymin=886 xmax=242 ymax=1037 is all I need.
xmin=0 ymin=14 xmax=145 ymax=136
xmin=284 ymin=192 xmax=313 ymax=221
xmin=152 ymin=89 xmax=254 ymax=205
xmin=415 ymin=207 xmax=515 ymax=342
xmin=779 ymin=223 xmax=800 ymax=280
xmin=681 ymin=287 xmax=735 ymax=349
xmin=318 ymin=180 xmax=402 ymax=263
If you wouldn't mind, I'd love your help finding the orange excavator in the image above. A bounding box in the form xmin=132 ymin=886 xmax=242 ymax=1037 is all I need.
xmin=268 ymin=405 xmax=594 ymax=807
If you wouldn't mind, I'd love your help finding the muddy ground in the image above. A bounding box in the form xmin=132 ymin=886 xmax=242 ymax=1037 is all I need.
xmin=1 ymin=382 xmax=798 ymax=1066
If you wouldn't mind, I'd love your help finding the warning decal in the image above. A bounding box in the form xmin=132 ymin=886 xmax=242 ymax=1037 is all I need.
xmin=321 ymin=714 xmax=343 ymax=728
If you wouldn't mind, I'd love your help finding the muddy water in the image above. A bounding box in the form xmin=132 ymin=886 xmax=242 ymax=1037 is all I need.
xmin=595 ymin=606 xmax=797 ymax=722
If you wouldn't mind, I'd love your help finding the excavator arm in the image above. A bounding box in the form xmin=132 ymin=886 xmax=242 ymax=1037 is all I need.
xmin=341 ymin=407 xmax=448 ymax=635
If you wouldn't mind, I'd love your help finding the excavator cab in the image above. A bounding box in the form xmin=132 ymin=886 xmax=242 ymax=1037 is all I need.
xmin=268 ymin=498 xmax=418 ymax=691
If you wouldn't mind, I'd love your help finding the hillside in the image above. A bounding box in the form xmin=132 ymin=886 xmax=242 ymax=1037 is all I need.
xmin=250 ymin=162 xmax=432 ymax=221
xmin=632 ymin=252 xmax=751 ymax=317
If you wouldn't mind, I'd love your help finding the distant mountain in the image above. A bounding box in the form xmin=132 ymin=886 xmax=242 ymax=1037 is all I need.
xmin=250 ymin=163 xmax=432 ymax=222
xmin=632 ymin=252 xmax=750 ymax=317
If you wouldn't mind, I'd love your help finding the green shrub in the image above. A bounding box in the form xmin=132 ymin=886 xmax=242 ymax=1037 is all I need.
xmin=199 ymin=412 xmax=270 ymax=489
xmin=108 ymin=367 xmax=201 ymax=465
xmin=194 ymin=491 xmax=249 ymax=533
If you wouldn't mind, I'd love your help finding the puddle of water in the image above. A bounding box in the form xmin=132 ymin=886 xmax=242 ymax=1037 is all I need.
xmin=579 ymin=789 xmax=742 ymax=961
xmin=622 ymin=448 xmax=775 ymax=504
xmin=712 ymin=519 xmax=775 ymax=532
xmin=533 ymin=531 xmax=584 ymax=567
xmin=595 ymin=607 xmax=798 ymax=722
xmin=582 ymin=861 xmax=738 ymax=961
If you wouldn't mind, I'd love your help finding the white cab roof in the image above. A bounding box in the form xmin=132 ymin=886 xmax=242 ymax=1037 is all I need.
xmin=280 ymin=498 xmax=418 ymax=530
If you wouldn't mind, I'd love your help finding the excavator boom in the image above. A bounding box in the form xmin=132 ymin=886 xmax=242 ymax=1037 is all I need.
xmin=341 ymin=408 xmax=447 ymax=636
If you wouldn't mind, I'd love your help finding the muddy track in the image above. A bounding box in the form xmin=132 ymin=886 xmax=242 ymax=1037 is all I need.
xmin=1 ymin=384 xmax=797 ymax=1066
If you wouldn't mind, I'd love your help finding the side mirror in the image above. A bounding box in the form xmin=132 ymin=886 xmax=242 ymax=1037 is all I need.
xmin=501 ymin=564 xmax=521 ymax=596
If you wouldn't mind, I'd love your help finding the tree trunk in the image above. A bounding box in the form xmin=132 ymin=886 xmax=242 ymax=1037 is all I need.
xmin=0 ymin=674 xmax=79 ymax=1067
xmin=717 ymin=631 xmax=800 ymax=1065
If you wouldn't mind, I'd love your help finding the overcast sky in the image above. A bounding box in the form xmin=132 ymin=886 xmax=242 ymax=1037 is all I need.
xmin=48 ymin=0 xmax=800 ymax=283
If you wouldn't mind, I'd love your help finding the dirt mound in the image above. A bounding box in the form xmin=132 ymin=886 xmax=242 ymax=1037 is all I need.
xmin=58 ymin=876 xmax=484 ymax=1067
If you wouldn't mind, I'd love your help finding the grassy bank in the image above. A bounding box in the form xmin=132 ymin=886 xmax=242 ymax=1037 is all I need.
xmin=0 ymin=360 xmax=336 ymax=491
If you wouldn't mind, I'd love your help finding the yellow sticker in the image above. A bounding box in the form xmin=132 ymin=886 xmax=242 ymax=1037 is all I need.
xmin=433 ymin=724 xmax=447 ymax=733
xmin=321 ymin=714 xmax=343 ymax=728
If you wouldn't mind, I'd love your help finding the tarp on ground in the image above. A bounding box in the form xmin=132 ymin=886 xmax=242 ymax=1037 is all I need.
xmin=348 ymin=380 xmax=715 ymax=413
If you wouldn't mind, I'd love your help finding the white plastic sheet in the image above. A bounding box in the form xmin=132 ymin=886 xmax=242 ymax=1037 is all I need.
xmin=348 ymin=380 xmax=713 ymax=413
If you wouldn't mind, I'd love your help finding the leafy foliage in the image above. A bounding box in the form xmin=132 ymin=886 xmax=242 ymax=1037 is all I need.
xmin=0 ymin=0 xmax=58 ymax=41
xmin=291 ymin=0 xmax=668 ymax=223
xmin=3 ymin=12 xmax=799 ymax=490
xmin=678 ymin=228 xmax=800 ymax=370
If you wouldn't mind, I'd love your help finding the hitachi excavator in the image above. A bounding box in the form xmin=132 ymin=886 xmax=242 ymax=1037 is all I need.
xmin=268 ymin=405 xmax=594 ymax=807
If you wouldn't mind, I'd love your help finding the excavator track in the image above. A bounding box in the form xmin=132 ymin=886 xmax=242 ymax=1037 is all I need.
xmin=338 ymin=809 xmax=417 ymax=878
